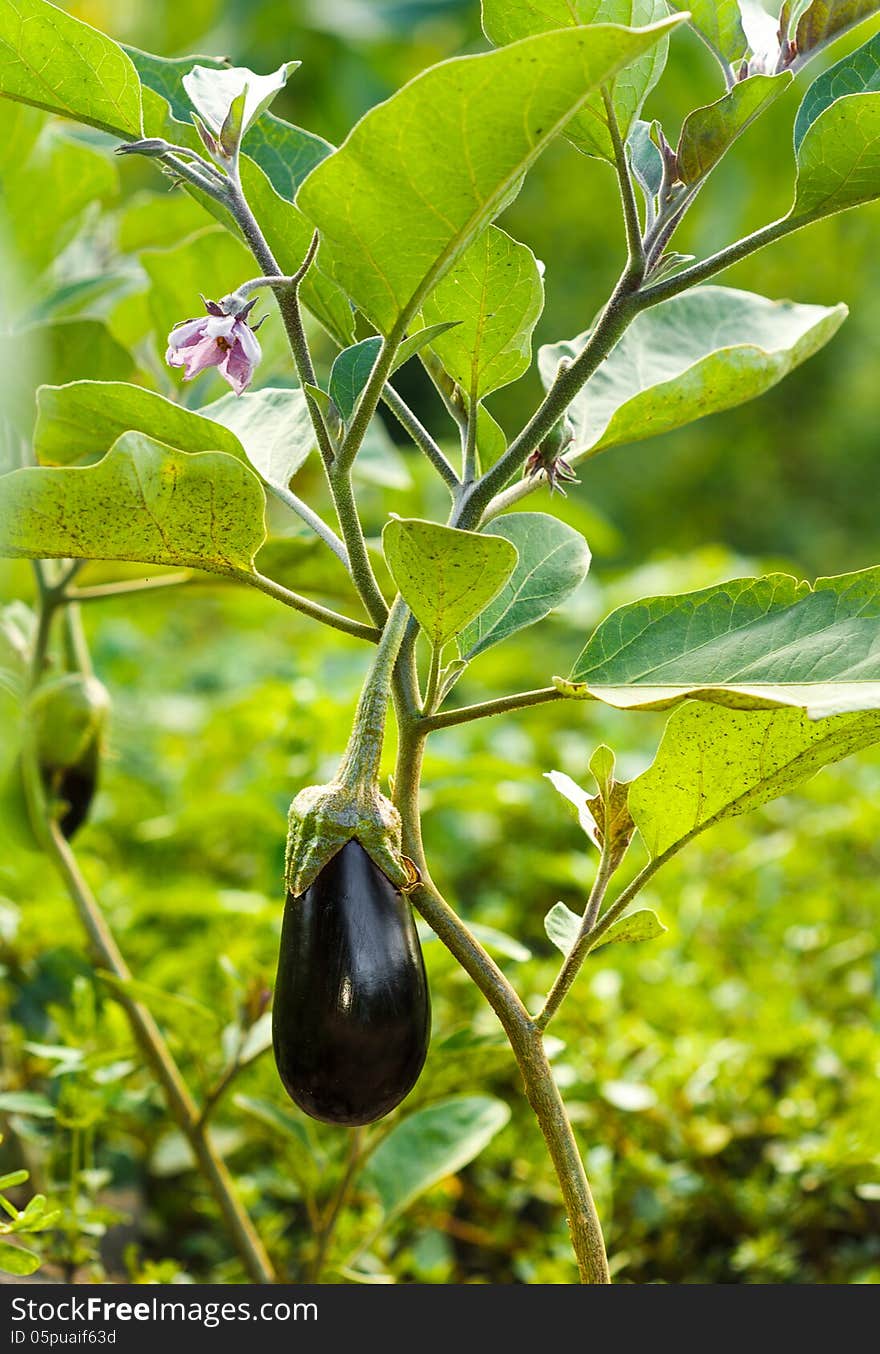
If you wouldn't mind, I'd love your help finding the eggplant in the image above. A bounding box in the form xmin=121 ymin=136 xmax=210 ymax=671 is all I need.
xmin=53 ymin=743 xmax=99 ymax=840
xmin=273 ymin=838 xmax=430 ymax=1126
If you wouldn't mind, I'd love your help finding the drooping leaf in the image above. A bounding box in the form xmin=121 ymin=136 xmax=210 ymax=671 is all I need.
xmin=202 ymin=388 xmax=316 ymax=493
xmin=181 ymin=62 xmax=300 ymax=140
xmin=383 ymin=518 xmax=518 ymax=649
xmin=564 ymin=568 xmax=880 ymax=718
xmin=0 ymin=434 xmax=266 ymax=578
xmin=786 ymin=0 xmax=880 ymax=64
xmin=297 ymin=17 xmax=683 ymax=334
xmin=481 ymin=0 xmax=673 ymax=162
xmin=418 ymin=226 xmax=544 ymax=401
xmin=668 ymin=0 xmax=747 ymax=64
xmin=35 ymin=381 xmax=242 ymax=467
xmin=630 ymin=701 xmax=880 ymax=858
xmin=361 ymin=1096 xmax=511 ymax=1220
xmin=539 ymin=287 xmax=847 ymax=459
xmin=794 ymin=28 xmax=880 ymax=148
xmin=678 ymin=74 xmax=792 ymax=184
xmin=458 ymin=513 xmax=590 ymax=660
xmin=0 ymin=0 xmax=142 ymax=137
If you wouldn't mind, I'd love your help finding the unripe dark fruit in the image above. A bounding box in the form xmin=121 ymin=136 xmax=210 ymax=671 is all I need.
xmin=273 ymin=839 xmax=430 ymax=1126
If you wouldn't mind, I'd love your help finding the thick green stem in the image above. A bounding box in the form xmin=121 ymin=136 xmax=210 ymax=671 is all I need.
xmin=326 ymin=470 xmax=389 ymax=628
xmin=337 ymin=595 xmax=411 ymax=790
xmin=393 ymin=723 xmax=610 ymax=1284
xmin=536 ymin=846 xmax=616 ymax=1032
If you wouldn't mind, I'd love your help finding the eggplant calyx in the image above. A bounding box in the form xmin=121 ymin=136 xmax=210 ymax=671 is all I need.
xmin=284 ymin=779 xmax=418 ymax=898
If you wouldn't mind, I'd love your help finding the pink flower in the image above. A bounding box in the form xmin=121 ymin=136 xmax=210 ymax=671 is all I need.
xmin=166 ymin=296 xmax=263 ymax=396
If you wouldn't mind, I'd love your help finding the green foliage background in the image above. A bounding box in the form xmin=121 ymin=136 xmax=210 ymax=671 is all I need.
xmin=1 ymin=0 xmax=879 ymax=1284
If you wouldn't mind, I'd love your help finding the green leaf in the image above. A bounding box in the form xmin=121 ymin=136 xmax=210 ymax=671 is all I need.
xmin=458 ymin=513 xmax=590 ymax=660
xmin=669 ymin=0 xmax=746 ymax=62
xmin=544 ymin=901 xmax=581 ymax=956
xmin=0 ymin=1240 xmax=40 ymax=1276
xmin=181 ymin=61 xmax=300 ymax=139
xmin=565 ymin=568 xmax=880 ymax=718
xmin=382 ymin=518 xmax=518 ymax=649
xmin=297 ymin=17 xmax=683 ymax=333
xmin=361 ymin=1096 xmax=510 ymax=1220
xmin=539 ymin=287 xmax=847 ymax=460
xmin=202 ymin=388 xmax=316 ymax=493
xmin=678 ymin=74 xmax=792 ymax=185
xmin=630 ymin=701 xmax=880 ymax=858
xmin=785 ymin=0 xmax=880 ymax=63
xmin=0 ymin=1170 xmax=28 ymax=1190
xmin=476 ymin=405 xmax=508 ymax=469
xmin=628 ymin=119 xmax=664 ymax=199
xmin=481 ymin=1 xmax=673 ymax=162
xmin=418 ymin=226 xmax=544 ymax=401
xmin=327 ymin=329 xmax=459 ymax=426
xmin=0 ymin=434 xmax=266 ymax=578
xmin=794 ymin=29 xmax=880 ymax=149
xmin=0 ymin=1091 xmax=55 ymax=1118
xmin=128 ymin=47 xmax=332 ymax=201
xmin=35 ymin=381 xmax=241 ymax=467
xmin=594 ymin=909 xmax=666 ymax=949
xmin=0 ymin=0 xmax=142 ymax=137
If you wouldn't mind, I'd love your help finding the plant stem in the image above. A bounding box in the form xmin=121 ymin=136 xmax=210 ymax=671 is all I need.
xmin=19 ymin=751 xmax=275 ymax=1284
xmin=603 ymin=88 xmax=645 ymax=279
xmin=536 ymin=846 xmax=616 ymax=1032
xmin=337 ymin=595 xmax=411 ymax=787
xmin=325 ymin=469 xmax=389 ymax=627
xmin=381 ymin=384 xmax=459 ymax=492
xmin=339 ymin=333 xmax=401 ymax=471
xmin=393 ymin=723 xmax=610 ymax=1283
xmin=422 ymin=645 xmax=442 ymax=718
xmin=67 ymin=574 xmax=193 ymax=602
xmin=310 ymin=1128 xmax=363 ymax=1282
xmin=638 ymin=215 xmax=796 ymax=306
xmin=266 ymin=485 xmax=350 ymax=568
xmin=462 ymin=388 xmax=479 ymax=485
xmin=420 ymin=686 xmax=568 ymax=731
xmin=244 ymin=570 xmax=380 ymax=642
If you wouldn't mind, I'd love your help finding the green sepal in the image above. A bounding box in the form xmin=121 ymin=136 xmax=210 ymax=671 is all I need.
xmin=28 ymin=674 xmax=110 ymax=770
xmin=285 ymin=779 xmax=417 ymax=899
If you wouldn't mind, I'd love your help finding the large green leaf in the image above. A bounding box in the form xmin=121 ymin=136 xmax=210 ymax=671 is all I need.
xmin=382 ymin=518 xmax=518 ymax=649
xmin=794 ymin=29 xmax=880 ymax=148
xmin=792 ymin=34 xmax=880 ymax=219
xmin=669 ymin=0 xmax=746 ymax=63
xmin=0 ymin=0 xmax=142 ymax=137
xmin=481 ymin=1 xmax=672 ymax=162
xmin=0 ymin=433 xmax=266 ymax=578
xmin=564 ymin=568 xmax=880 ymax=718
xmin=361 ymin=1096 xmax=510 ymax=1220
xmin=35 ymin=381 xmax=241 ymax=467
xmin=418 ymin=226 xmax=544 ymax=402
xmin=297 ymin=18 xmax=682 ymax=335
xmin=678 ymin=74 xmax=791 ymax=185
xmin=458 ymin=514 xmax=590 ymax=660
xmin=539 ymin=287 xmax=846 ymax=460
xmin=630 ymin=701 xmax=880 ymax=858
xmin=202 ymin=388 xmax=316 ymax=494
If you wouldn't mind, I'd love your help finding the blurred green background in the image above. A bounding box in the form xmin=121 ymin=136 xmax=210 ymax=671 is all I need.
xmin=1 ymin=0 xmax=879 ymax=1285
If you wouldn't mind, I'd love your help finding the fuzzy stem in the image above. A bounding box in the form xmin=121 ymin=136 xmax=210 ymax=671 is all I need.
xmin=393 ymin=723 xmax=610 ymax=1283
xmin=337 ymin=595 xmax=411 ymax=790
xmin=536 ymin=845 xmax=616 ymax=1032
xmin=243 ymin=570 xmax=380 ymax=642
xmin=381 ymin=384 xmax=459 ymax=492
xmin=420 ymin=686 xmax=568 ymax=731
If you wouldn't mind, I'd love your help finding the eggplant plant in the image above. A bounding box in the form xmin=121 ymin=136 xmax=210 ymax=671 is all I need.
xmin=2 ymin=0 xmax=880 ymax=1285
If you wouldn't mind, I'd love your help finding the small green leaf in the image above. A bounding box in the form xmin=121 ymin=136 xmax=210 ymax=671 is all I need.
xmin=476 ymin=405 xmax=507 ymax=469
xmin=630 ymin=702 xmax=880 ymax=859
xmin=544 ymin=901 xmax=581 ymax=956
xmin=0 ymin=0 xmax=142 ymax=137
xmin=329 ymin=338 xmax=381 ymax=425
xmin=458 ymin=513 xmax=590 ymax=660
xmin=567 ymin=568 xmax=880 ymax=718
xmin=298 ymin=17 xmax=683 ymax=333
xmin=181 ymin=61 xmax=300 ymax=138
xmin=678 ymin=74 xmax=792 ymax=185
xmin=628 ymin=119 xmax=664 ymax=199
xmin=593 ymin=909 xmax=667 ymax=950
xmin=0 ymin=434 xmax=266 ymax=579
xmin=383 ymin=518 xmax=517 ymax=649
xmin=539 ymin=287 xmax=847 ymax=460
xmin=203 ymin=388 xmax=317 ymax=493
xmin=362 ymin=1096 xmax=510 ymax=1220
xmin=668 ymin=0 xmax=746 ymax=63
xmin=419 ymin=226 xmax=544 ymax=400
xmin=0 ymin=1239 xmax=40 ymax=1276
xmin=0 ymin=1091 xmax=55 ymax=1118
xmin=482 ymin=0 xmax=674 ymax=162
xmin=35 ymin=381 xmax=241 ymax=468
xmin=0 ymin=1171 xmax=28 ymax=1190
